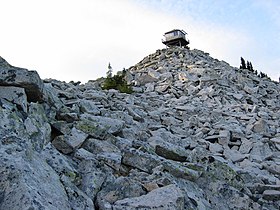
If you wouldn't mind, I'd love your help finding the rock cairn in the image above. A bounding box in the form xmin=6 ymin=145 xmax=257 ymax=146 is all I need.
xmin=0 ymin=47 xmax=279 ymax=210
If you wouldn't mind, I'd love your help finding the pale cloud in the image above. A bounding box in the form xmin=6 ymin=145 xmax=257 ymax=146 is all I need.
xmin=254 ymin=0 xmax=280 ymax=26
xmin=136 ymin=1 xmax=255 ymax=65
xmin=138 ymin=0 xmax=279 ymax=81
xmin=0 ymin=0 xmax=279 ymax=82
xmin=188 ymin=22 xmax=254 ymax=67
xmin=0 ymin=0 xmax=184 ymax=82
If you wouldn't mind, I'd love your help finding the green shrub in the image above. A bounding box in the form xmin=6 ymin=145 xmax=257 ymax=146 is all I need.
xmin=102 ymin=69 xmax=133 ymax=94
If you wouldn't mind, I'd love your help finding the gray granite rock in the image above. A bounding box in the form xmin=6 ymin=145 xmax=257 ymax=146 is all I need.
xmin=42 ymin=142 xmax=78 ymax=175
xmin=26 ymin=103 xmax=52 ymax=151
xmin=0 ymin=86 xmax=27 ymax=112
xmin=209 ymin=143 xmax=224 ymax=153
xmin=60 ymin=174 xmax=95 ymax=210
xmin=52 ymin=127 xmax=88 ymax=154
xmin=78 ymin=114 xmax=124 ymax=137
xmin=122 ymin=148 xmax=162 ymax=173
xmin=96 ymin=176 xmax=146 ymax=209
xmin=82 ymin=138 xmax=123 ymax=171
xmin=148 ymin=136 xmax=188 ymax=161
xmin=78 ymin=158 xmax=107 ymax=200
xmin=0 ymin=57 xmax=44 ymax=102
xmin=224 ymin=148 xmax=249 ymax=163
xmin=270 ymin=137 xmax=280 ymax=147
xmin=148 ymin=68 xmax=161 ymax=79
xmin=263 ymin=190 xmax=280 ymax=201
xmin=239 ymin=139 xmax=253 ymax=154
xmin=43 ymin=82 xmax=64 ymax=109
xmin=113 ymin=184 xmax=184 ymax=210
xmin=79 ymin=99 xmax=101 ymax=115
xmin=253 ymin=119 xmax=268 ymax=133
xmin=0 ymin=142 xmax=71 ymax=210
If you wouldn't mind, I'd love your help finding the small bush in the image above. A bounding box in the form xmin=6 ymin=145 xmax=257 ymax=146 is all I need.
xmin=102 ymin=68 xmax=133 ymax=94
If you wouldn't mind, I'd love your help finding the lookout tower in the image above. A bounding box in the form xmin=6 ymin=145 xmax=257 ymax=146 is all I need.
xmin=162 ymin=29 xmax=189 ymax=47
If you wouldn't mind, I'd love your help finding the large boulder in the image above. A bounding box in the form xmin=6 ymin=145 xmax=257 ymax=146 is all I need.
xmin=112 ymin=184 xmax=184 ymax=210
xmin=0 ymin=56 xmax=44 ymax=102
xmin=0 ymin=137 xmax=71 ymax=210
xmin=0 ymin=86 xmax=27 ymax=112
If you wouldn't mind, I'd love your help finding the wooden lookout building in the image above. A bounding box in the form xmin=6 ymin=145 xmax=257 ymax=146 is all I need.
xmin=162 ymin=29 xmax=189 ymax=47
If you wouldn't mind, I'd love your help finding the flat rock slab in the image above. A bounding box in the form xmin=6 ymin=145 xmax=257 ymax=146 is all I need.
xmin=255 ymin=184 xmax=280 ymax=193
xmin=270 ymin=137 xmax=280 ymax=144
xmin=0 ymin=57 xmax=44 ymax=102
xmin=252 ymin=119 xmax=268 ymax=133
xmin=149 ymin=136 xmax=188 ymax=162
xmin=113 ymin=184 xmax=184 ymax=210
xmin=263 ymin=190 xmax=280 ymax=201
xmin=209 ymin=143 xmax=224 ymax=153
xmin=224 ymin=148 xmax=248 ymax=163
xmin=0 ymin=86 xmax=27 ymax=112
xmin=122 ymin=148 xmax=161 ymax=173
xmin=0 ymin=151 xmax=71 ymax=210
xmin=78 ymin=114 xmax=125 ymax=138
xmin=52 ymin=127 xmax=88 ymax=154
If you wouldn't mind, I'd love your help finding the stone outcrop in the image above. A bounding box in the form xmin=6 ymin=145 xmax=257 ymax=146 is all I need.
xmin=113 ymin=184 xmax=184 ymax=210
xmin=0 ymin=47 xmax=279 ymax=210
xmin=0 ymin=56 xmax=44 ymax=102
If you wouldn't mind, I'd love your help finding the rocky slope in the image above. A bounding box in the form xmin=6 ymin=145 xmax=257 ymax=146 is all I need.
xmin=0 ymin=47 xmax=279 ymax=210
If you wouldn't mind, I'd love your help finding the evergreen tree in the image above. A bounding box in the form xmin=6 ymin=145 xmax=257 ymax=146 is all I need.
xmin=249 ymin=62 xmax=253 ymax=71
xmin=259 ymin=72 xmax=265 ymax=78
xmin=102 ymin=66 xmax=133 ymax=94
xmin=106 ymin=63 xmax=113 ymax=78
xmin=240 ymin=57 xmax=255 ymax=72
xmin=246 ymin=61 xmax=254 ymax=72
xmin=240 ymin=57 xmax=246 ymax=69
xmin=246 ymin=61 xmax=250 ymax=70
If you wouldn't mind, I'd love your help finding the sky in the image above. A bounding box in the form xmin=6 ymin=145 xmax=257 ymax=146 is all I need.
xmin=1 ymin=0 xmax=279 ymax=83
